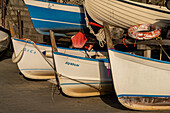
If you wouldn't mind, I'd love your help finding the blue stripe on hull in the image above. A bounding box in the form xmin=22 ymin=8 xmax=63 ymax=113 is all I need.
xmin=118 ymin=94 xmax=170 ymax=98
xmin=26 ymin=5 xmax=85 ymax=31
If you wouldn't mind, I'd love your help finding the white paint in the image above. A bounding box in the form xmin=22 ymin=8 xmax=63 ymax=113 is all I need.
xmin=32 ymin=18 xmax=84 ymax=26
xmin=24 ymin=0 xmax=83 ymax=13
xmin=85 ymin=0 xmax=170 ymax=29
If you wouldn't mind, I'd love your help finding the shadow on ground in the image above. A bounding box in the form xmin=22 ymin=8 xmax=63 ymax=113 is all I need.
xmin=0 ymin=47 xmax=13 ymax=61
xmin=0 ymin=26 xmax=13 ymax=61
xmin=100 ymin=92 xmax=129 ymax=111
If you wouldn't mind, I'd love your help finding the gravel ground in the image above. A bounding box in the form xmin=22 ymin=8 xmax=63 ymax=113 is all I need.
xmin=0 ymin=56 xmax=170 ymax=113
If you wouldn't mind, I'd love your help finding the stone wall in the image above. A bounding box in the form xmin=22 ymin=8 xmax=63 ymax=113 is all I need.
xmin=6 ymin=0 xmax=44 ymax=43
xmin=3 ymin=0 xmax=165 ymax=43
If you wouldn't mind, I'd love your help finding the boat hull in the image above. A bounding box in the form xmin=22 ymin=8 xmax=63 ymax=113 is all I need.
xmin=0 ymin=30 xmax=10 ymax=52
xmin=60 ymin=77 xmax=113 ymax=97
xmin=54 ymin=52 xmax=113 ymax=97
xmin=85 ymin=0 xmax=170 ymax=29
xmin=12 ymin=38 xmax=108 ymax=80
xmin=12 ymin=38 xmax=54 ymax=79
xmin=109 ymin=49 xmax=170 ymax=110
xmin=24 ymin=0 xmax=86 ymax=36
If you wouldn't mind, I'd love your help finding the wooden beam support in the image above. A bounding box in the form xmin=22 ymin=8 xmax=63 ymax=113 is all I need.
xmin=137 ymin=44 xmax=151 ymax=50
xmin=17 ymin=10 xmax=23 ymax=39
xmin=49 ymin=30 xmax=60 ymax=90
xmin=103 ymin=23 xmax=114 ymax=48
xmin=137 ymin=44 xmax=151 ymax=58
xmin=1 ymin=0 xmax=6 ymax=27
xmin=8 ymin=21 xmax=16 ymax=37
xmin=50 ymin=30 xmax=58 ymax=52
xmin=114 ymin=39 xmax=170 ymax=46
xmin=56 ymin=0 xmax=60 ymax=3
xmin=144 ymin=49 xmax=151 ymax=58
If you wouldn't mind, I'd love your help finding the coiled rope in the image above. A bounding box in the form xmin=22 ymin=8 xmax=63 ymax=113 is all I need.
xmin=83 ymin=4 xmax=106 ymax=47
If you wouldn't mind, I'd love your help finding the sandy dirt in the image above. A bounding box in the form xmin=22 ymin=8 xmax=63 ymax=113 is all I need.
xmin=0 ymin=57 xmax=170 ymax=113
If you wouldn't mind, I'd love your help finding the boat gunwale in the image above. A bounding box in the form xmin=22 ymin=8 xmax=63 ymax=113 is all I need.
xmin=25 ymin=0 xmax=83 ymax=7
xmin=118 ymin=0 xmax=170 ymax=14
xmin=54 ymin=51 xmax=109 ymax=63
xmin=109 ymin=48 xmax=170 ymax=65
xmin=13 ymin=38 xmax=107 ymax=52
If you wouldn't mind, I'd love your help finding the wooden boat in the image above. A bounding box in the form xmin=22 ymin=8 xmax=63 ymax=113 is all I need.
xmin=12 ymin=38 xmax=109 ymax=82
xmin=108 ymin=48 xmax=170 ymax=110
xmin=85 ymin=0 xmax=170 ymax=29
xmin=12 ymin=38 xmax=113 ymax=97
xmin=53 ymin=51 xmax=113 ymax=97
xmin=0 ymin=29 xmax=10 ymax=52
xmin=24 ymin=0 xmax=86 ymax=36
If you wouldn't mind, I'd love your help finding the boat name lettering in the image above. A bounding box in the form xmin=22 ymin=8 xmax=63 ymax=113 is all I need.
xmin=24 ymin=48 xmax=36 ymax=54
xmin=65 ymin=62 xmax=79 ymax=67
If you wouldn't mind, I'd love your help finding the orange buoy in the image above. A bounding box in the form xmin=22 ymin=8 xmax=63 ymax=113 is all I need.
xmin=128 ymin=24 xmax=161 ymax=40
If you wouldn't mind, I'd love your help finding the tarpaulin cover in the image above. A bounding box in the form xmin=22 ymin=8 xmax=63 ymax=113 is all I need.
xmin=71 ymin=32 xmax=87 ymax=48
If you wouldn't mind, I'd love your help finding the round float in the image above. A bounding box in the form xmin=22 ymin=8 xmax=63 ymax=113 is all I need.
xmin=128 ymin=24 xmax=161 ymax=40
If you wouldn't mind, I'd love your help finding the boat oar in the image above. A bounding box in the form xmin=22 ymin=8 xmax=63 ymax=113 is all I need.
xmin=49 ymin=30 xmax=61 ymax=93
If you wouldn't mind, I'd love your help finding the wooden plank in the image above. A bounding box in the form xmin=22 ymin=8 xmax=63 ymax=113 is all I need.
xmin=49 ymin=30 xmax=61 ymax=90
xmin=8 ymin=21 xmax=16 ymax=37
xmin=50 ymin=30 xmax=58 ymax=52
xmin=114 ymin=39 xmax=170 ymax=46
xmin=144 ymin=49 xmax=151 ymax=58
xmin=1 ymin=0 xmax=5 ymax=27
xmin=17 ymin=10 xmax=23 ymax=39
xmin=103 ymin=23 xmax=114 ymax=48
xmin=137 ymin=44 xmax=151 ymax=50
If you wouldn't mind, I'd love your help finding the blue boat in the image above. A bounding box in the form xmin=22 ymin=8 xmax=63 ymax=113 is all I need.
xmin=24 ymin=0 xmax=86 ymax=36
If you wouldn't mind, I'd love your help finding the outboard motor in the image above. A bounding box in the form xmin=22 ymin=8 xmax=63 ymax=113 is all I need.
xmin=165 ymin=0 xmax=170 ymax=10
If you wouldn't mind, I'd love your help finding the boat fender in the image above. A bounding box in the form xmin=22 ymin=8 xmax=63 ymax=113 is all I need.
xmin=42 ymin=50 xmax=52 ymax=58
xmin=12 ymin=48 xmax=24 ymax=63
xmin=128 ymin=24 xmax=161 ymax=40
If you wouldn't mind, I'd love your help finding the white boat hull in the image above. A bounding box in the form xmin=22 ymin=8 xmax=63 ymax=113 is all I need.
xmin=54 ymin=52 xmax=113 ymax=97
xmin=109 ymin=49 xmax=170 ymax=110
xmin=85 ymin=0 xmax=170 ymax=29
xmin=12 ymin=38 xmax=54 ymax=79
xmin=12 ymin=38 xmax=108 ymax=80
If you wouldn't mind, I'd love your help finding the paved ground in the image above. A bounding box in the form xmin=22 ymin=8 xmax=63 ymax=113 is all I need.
xmin=0 ymin=54 xmax=170 ymax=113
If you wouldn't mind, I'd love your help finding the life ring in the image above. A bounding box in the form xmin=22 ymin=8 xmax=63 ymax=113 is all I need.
xmin=128 ymin=24 xmax=161 ymax=40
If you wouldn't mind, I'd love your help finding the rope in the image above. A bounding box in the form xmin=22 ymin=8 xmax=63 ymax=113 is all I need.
xmin=95 ymin=29 xmax=106 ymax=47
xmin=27 ymin=39 xmax=54 ymax=69
xmin=83 ymin=4 xmax=106 ymax=47
xmin=12 ymin=39 xmax=54 ymax=68
xmin=122 ymin=33 xmax=128 ymax=48
xmin=156 ymin=38 xmax=170 ymax=60
xmin=159 ymin=44 xmax=170 ymax=60
xmin=12 ymin=40 xmax=27 ymax=63
xmin=13 ymin=39 xmax=111 ymax=97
